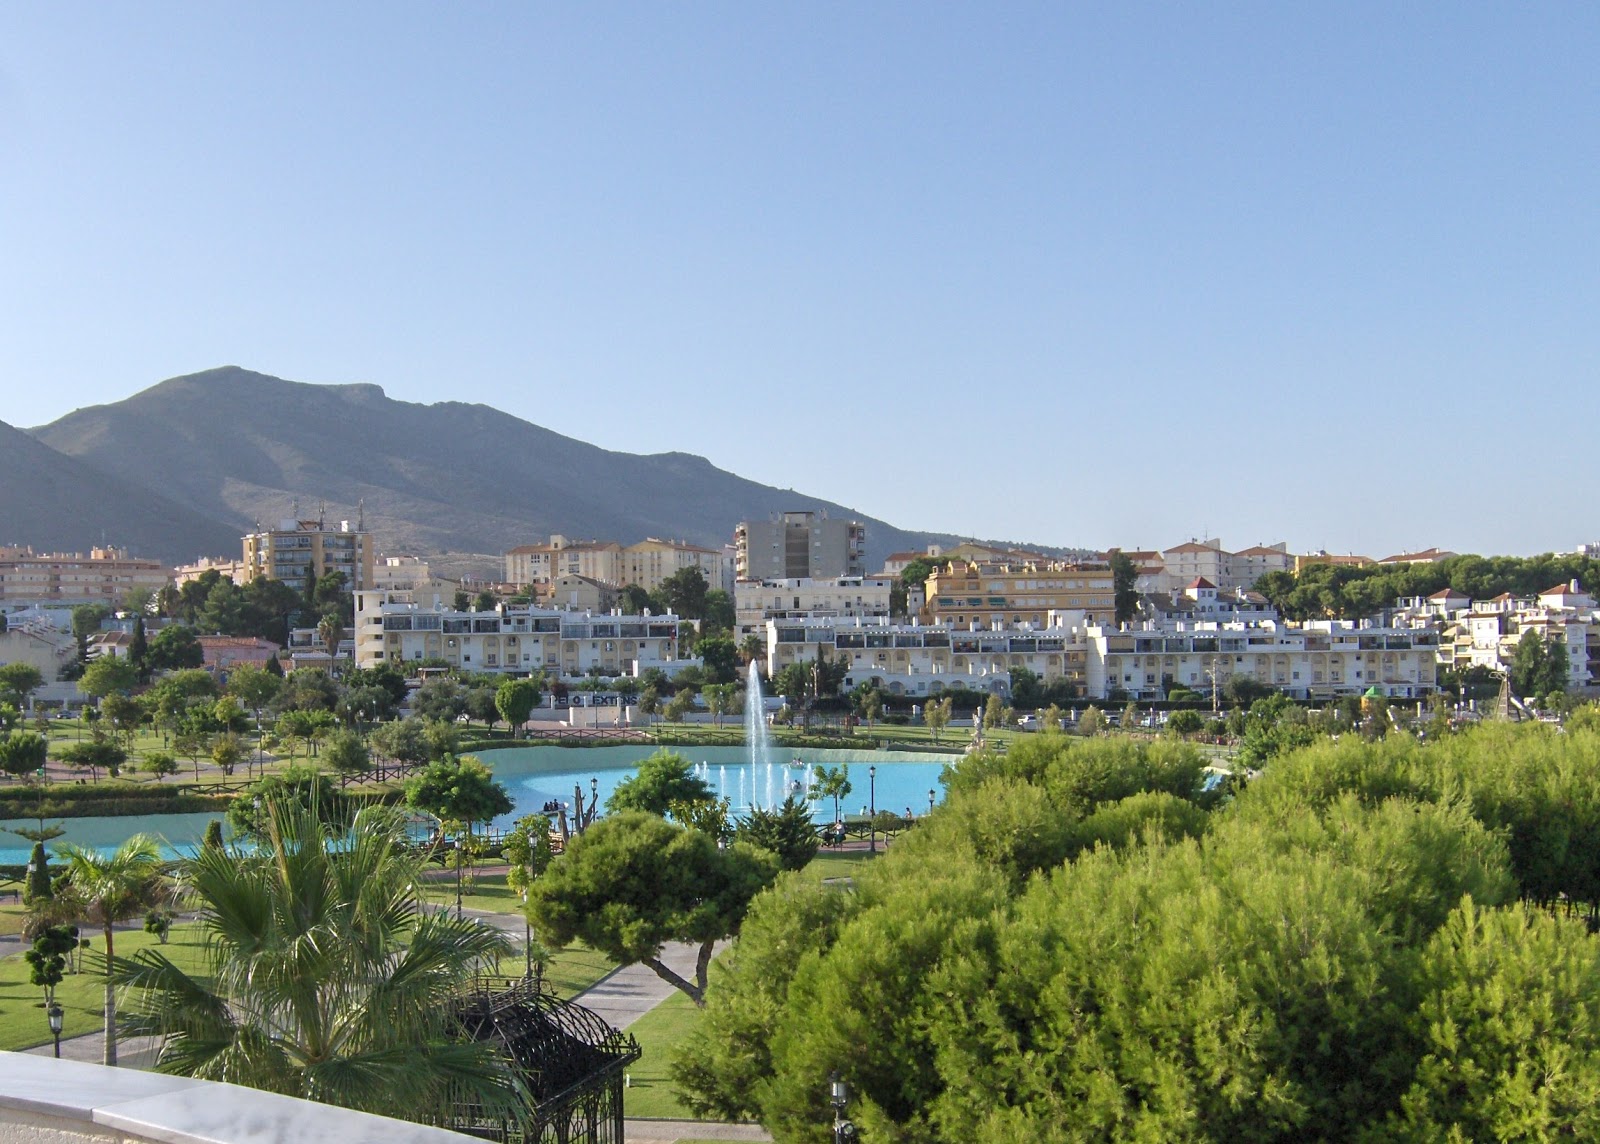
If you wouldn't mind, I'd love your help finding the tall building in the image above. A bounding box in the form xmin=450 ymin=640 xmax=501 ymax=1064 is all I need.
xmin=0 ymin=546 xmax=170 ymax=607
xmin=735 ymin=511 xmax=865 ymax=581
xmin=242 ymin=516 xmax=374 ymax=591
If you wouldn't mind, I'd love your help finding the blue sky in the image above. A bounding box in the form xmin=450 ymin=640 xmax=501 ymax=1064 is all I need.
xmin=2 ymin=4 xmax=1596 ymax=559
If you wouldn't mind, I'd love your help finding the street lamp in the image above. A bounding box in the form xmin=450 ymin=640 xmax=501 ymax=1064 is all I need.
xmin=928 ymin=788 xmax=936 ymax=817
xmin=868 ymin=766 xmax=876 ymax=855
xmin=828 ymin=1071 xmax=854 ymax=1143
xmin=47 ymin=1001 xmax=63 ymax=1058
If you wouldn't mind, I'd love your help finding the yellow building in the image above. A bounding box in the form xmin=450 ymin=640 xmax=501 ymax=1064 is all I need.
xmin=923 ymin=559 xmax=1116 ymax=628
xmin=242 ymin=517 xmax=374 ymax=591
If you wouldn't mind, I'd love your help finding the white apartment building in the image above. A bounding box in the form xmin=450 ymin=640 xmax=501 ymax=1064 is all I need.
xmin=1086 ymin=617 xmax=1440 ymax=701
xmin=1430 ymin=581 xmax=1597 ymax=689
xmin=734 ymin=576 xmax=894 ymax=641
xmin=355 ymin=590 xmax=687 ymax=680
xmin=765 ymin=615 xmax=1091 ymax=699
xmin=1154 ymin=540 xmax=1292 ymax=593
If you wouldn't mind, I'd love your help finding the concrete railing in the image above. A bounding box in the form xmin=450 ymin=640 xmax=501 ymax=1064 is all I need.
xmin=0 ymin=1051 xmax=478 ymax=1143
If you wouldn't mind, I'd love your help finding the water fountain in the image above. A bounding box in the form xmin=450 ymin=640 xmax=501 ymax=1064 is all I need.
xmin=745 ymin=660 xmax=775 ymax=771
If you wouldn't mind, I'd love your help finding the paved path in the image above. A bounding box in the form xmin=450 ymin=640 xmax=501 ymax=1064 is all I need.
xmin=572 ymin=940 xmax=714 ymax=1031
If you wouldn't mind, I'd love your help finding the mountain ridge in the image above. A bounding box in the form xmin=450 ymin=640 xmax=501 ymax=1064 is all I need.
xmin=19 ymin=366 xmax=1018 ymax=569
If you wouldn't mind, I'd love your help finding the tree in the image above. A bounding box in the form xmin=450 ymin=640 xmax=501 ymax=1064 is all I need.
xmin=412 ymin=677 xmax=466 ymax=723
xmin=463 ymin=685 xmax=500 ymax=728
xmin=142 ymin=751 xmax=179 ymax=781
xmin=619 ymin=584 xmax=654 ymax=614
xmin=101 ymin=693 xmax=144 ymax=743
xmin=78 ymin=656 xmax=137 ymax=702
xmin=227 ymin=662 xmax=282 ymax=730
xmin=71 ymin=603 xmax=111 ymax=652
xmin=55 ymin=834 xmax=165 ymax=1065
xmin=210 ymin=732 xmax=245 ymax=776
xmin=1510 ymin=630 xmax=1570 ymax=699
xmin=703 ymin=589 xmax=736 ymax=634
xmin=494 ymin=678 xmax=541 ymax=737
xmin=853 ymin=685 xmax=884 ymax=730
xmin=1080 ymin=705 xmax=1105 ymax=735
xmin=736 ymin=797 xmax=821 ymax=870
xmin=26 ymin=924 xmax=81 ymax=1008
xmin=322 ymin=729 xmax=370 ymax=776
xmin=0 ymin=662 xmax=44 ymax=707
xmin=702 ymin=682 xmax=737 ymax=729
xmin=0 ymin=729 xmax=48 ymax=781
xmin=663 ymin=689 xmax=696 ymax=723
xmin=24 ymin=841 xmax=52 ymax=904
xmin=607 ymin=749 xmax=713 ymax=817
xmin=404 ymin=755 xmax=514 ymax=835
xmin=1389 ymin=899 xmax=1600 ymax=1140
xmin=925 ymin=696 xmax=952 ymax=742
xmin=1109 ymin=550 xmax=1140 ymax=625
xmin=57 ymin=736 xmax=126 ymax=781
xmin=111 ymin=800 xmax=524 ymax=1122
xmin=371 ymin=717 xmax=431 ymax=767
xmin=316 ymin=613 xmax=346 ymax=675
xmin=1167 ymin=708 xmax=1205 ymax=738
xmin=696 ymin=635 xmax=738 ymax=685
xmin=658 ymin=566 xmax=710 ymax=621
xmin=528 ymin=812 xmax=779 ymax=1005
xmin=808 ymin=764 xmax=852 ymax=823
xmin=147 ymin=625 xmax=205 ymax=672
xmin=984 ymin=693 xmax=1006 ymax=730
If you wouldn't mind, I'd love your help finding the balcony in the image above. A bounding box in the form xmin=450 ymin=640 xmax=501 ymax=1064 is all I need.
xmin=0 ymin=1053 xmax=477 ymax=1143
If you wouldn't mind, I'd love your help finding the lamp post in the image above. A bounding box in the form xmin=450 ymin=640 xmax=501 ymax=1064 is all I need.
xmin=868 ymin=765 xmax=876 ymax=854
xmin=47 ymin=1001 xmax=63 ymax=1058
xmin=928 ymin=788 xmax=936 ymax=817
xmin=590 ymin=776 xmax=599 ymax=821
xmin=828 ymin=1071 xmax=853 ymax=1143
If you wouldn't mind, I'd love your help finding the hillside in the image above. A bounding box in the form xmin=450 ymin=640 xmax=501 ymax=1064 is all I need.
xmin=27 ymin=367 xmax=973 ymax=568
xmin=0 ymin=418 xmax=238 ymax=562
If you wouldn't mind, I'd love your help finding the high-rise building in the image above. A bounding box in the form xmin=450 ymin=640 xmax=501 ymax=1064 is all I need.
xmin=242 ymin=516 xmax=374 ymax=592
xmin=735 ymin=511 xmax=865 ymax=581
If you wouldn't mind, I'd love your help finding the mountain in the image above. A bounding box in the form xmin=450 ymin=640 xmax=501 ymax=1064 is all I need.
xmin=0 ymin=417 xmax=239 ymax=562
xmin=26 ymin=367 xmax=974 ymax=569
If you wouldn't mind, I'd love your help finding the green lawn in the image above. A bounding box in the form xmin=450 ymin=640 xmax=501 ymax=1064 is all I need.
xmin=623 ymin=989 xmax=706 ymax=1120
xmin=0 ymin=922 xmax=208 ymax=1052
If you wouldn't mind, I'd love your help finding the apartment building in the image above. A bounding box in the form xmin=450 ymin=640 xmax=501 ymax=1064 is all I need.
xmin=734 ymin=576 xmax=894 ymax=641
xmin=173 ymin=556 xmax=250 ymax=586
xmin=354 ymin=590 xmax=687 ymax=679
xmin=0 ymin=546 xmax=170 ymax=607
xmin=621 ymin=539 xmax=732 ymax=594
xmin=764 ymin=615 xmax=1091 ymax=700
xmin=1087 ymin=617 xmax=1440 ymax=701
xmin=1431 ymin=581 xmax=1597 ymax=689
xmin=505 ymin=536 xmax=732 ymax=594
xmin=1155 ymin=539 xmax=1292 ymax=592
xmin=242 ymin=518 xmax=374 ymax=591
xmin=922 ymin=559 xmax=1116 ymax=628
xmin=735 ymin=511 xmax=865 ymax=580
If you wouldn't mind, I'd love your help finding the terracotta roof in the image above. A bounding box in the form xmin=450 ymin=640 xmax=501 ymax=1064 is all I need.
xmin=1427 ymin=588 xmax=1464 ymax=600
xmin=1235 ymin=545 xmax=1286 ymax=557
xmin=1540 ymin=584 xmax=1586 ymax=597
xmin=1187 ymin=577 xmax=1217 ymax=590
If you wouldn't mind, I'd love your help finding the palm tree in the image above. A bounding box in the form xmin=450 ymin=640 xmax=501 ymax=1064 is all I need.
xmin=55 ymin=834 xmax=166 ymax=1065
xmin=317 ymin=613 xmax=346 ymax=677
xmin=111 ymin=798 xmax=525 ymax=1124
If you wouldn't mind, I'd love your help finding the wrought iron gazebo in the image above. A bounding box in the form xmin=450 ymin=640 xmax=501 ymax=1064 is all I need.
xmin=441 ymin=975 xmax=641 ymax=1144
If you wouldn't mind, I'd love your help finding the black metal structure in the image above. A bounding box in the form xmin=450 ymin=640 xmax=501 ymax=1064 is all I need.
xmin=442 ymin=975 xmax=641 ymax=1144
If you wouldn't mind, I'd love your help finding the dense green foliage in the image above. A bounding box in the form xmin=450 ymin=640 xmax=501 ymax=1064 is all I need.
xmin=677 ymin=726 xmax=1600 ymax=1141
xmin=528 ymin=812 xmax=779 ymax=1005
xmin=1256 ymin=552 xmax=1597 ymax=621
xmin=605 ymin=749 xmax=713 ymax=817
